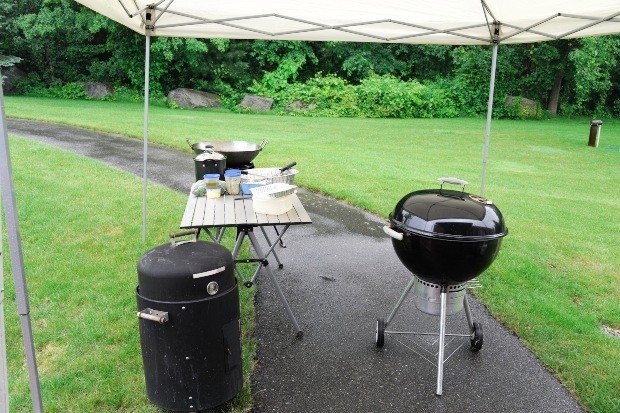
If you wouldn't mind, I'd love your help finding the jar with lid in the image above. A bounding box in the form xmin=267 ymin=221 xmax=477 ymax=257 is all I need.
xmin=224 ymin=169 xmax=241 ymax=195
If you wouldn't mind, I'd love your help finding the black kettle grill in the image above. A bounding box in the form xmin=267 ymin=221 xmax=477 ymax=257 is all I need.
xmin=377 ymin=177 xmax=508 ymax=395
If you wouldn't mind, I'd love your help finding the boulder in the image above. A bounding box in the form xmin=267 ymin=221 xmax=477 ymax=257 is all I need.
xmin=285 ymin=100 xmax=317 ymax=112
xmin=167 ymin=88 xmax=222 ymax=109
xmin=239 ymin=94 xmax=273 ymax=111
xmin=84 ymin=82 xmax=114 ymax=99
xmin=505 ymin=95 xmax=540 ymax=119
xmin=1 ymin=66 xmax=26 ymax=93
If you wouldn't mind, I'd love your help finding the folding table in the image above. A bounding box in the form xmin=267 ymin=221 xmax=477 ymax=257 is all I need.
xmin=180 ymin=193 xmax=312 ymax=337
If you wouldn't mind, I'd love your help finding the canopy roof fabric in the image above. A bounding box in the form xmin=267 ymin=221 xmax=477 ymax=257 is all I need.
xmin=76 ymin=0 xmax=620 ymax=44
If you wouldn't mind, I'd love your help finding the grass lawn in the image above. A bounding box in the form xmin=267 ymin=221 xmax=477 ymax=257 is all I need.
xmin=4 ymin=96 xmax=620 ymax=412
xmin=2 ymin=136 xmax=255 ymax=412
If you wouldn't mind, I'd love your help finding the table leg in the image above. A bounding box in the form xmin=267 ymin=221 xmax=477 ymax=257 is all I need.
xmin=230 ymin=229 xmax=252 ymax=287
xmin=216 ymin=227 xmax=226 ymax=243
xmin=247 ymin=230 xmax=303 ymax=338
xmin=251 ymin=225 xmax=290 ymax=283
xmin=203 ymin=228 xmax=218 ymax=243
xmin=260 ymin=226 xmax=283 ymax=269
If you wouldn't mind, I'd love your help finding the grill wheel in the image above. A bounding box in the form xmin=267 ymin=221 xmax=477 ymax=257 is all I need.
xmin=375 ymin=318 xmax=386 ymax=348
xmin=470 ymin=322 xmax=483 ymax=351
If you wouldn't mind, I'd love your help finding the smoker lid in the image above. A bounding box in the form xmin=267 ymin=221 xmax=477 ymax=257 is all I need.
xmin=137 ymin=240 xmax=235 ymax=301
xmin=390 ymin=187 xmax=508 ymax=241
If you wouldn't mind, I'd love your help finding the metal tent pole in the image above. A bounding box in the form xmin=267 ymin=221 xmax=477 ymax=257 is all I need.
xmin=480 ymin=42 xmax=499 ymax=197
xmin=142 ymin=30 xmax=151 ymax=243
xmin=0 ymin=102 xmax=8 ymax=413
xmin=0 ymin=72 xmax=44 ymax=412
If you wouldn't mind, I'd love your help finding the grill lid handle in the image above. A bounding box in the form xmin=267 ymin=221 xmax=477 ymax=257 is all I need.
xmin=438 ymin=177 xmax=469 ymax=191
xmin=383 ymin=226 xmax=404 ymax=240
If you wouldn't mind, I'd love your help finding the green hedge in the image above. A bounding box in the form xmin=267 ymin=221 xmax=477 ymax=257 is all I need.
xmin=256 ymin=73 xmax=458 ymax=118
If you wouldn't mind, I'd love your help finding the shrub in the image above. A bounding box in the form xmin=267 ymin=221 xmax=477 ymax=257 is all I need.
xmin=356 ymin=75 xmax=456 ymax=118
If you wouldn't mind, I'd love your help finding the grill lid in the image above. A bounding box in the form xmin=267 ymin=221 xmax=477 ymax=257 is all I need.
xmin=390 ymin=178 xmax=507 ymax=241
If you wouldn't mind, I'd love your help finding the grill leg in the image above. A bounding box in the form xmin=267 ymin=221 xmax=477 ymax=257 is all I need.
xmin=436 ymin=288 xmax=448 ymax=396
xmin=247 ymin=231 xmax=302 ymax=337
xmin=463 ymin=293 xmax=474 ymax=332
xmin=385 ymin=275 xmax=417 ymax=326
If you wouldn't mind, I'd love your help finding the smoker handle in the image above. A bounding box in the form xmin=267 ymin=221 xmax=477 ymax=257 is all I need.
xmin=259 ymin=139 xmax=268 ymax=150
xmin=137 ymin=309 xmax=169 ymax=324
xmin=383 ymin=226 xmax=403 ymax=240
xmin=185 ymin=138 xmax=194 ymax=150
xmin=438 ymin=177 xmax=469 ymax=191
xmin=170 ymin=229 xmax=198 ymax=246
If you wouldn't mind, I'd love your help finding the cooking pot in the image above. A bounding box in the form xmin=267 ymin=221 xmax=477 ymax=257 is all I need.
xmin=193 ymin=149 xmax=226 ymax=181
xmin=383 ymin=177 xmax=508 ymax=285
xmin=187 ymin=138 xmax=267 ymax=167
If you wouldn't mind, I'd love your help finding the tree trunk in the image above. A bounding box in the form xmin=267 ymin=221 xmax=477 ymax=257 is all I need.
xmin=547 ymin=71 xmax=564 ymax=115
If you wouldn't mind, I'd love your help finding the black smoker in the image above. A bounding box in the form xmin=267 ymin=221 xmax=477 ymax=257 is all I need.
xmin=378 ymin=177 xmax=507 ymax=395
xmin=136 ymin=230 xmax=242 ymax=411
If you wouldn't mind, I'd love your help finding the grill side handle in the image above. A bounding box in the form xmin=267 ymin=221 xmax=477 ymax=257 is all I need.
xmin=383 ymin=226 xmax=403 ymax=241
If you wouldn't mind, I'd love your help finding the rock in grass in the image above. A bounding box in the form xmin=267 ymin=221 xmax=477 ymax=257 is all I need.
xmin=167 ymin=88 xmax=223 ymax=109
xmin=285 ymin=100 xmax=317 ymax=112
xmin=84 ymin=82 xmax=114 ymax=99
xmin=239 ymin=94 xmax=273 ymax=111
xmin=1 ymin=66 xmax=26 ymax=93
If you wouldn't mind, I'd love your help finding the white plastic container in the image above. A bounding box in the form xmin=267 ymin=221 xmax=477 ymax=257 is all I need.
xmin=249 ymin=183 xmax=296 ymax=198
xmin=252 ymin=194 xmax=294 ymax=215
xmin=206 ymin=188 xmax=221 ymax=199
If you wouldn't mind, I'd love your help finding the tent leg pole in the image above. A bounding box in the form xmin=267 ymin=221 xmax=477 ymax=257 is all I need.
xmin=480 ymin=42 xmax=499 ymax=197
xmin=0 ymin=72 xmax=44 ymax=412
xmin=142 ymin=33 xmax=151 ymax=243
xmin=0 ymin=95 xmax=8 ymax=413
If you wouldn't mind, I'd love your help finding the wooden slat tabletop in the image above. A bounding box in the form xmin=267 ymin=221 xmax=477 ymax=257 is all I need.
xmin=180 ymin=193 xmax=313 ymax=229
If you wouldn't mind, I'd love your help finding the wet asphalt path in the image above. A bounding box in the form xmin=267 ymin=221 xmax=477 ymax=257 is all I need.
xmin=7 ymin=118 xmax=584 ymax=413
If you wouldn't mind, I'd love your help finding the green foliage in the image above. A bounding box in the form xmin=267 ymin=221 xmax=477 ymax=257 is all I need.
xmin=250 ymin=41 xmax=317 ymax=93
xmin=19 ymin=80 xmax=87 ymax=100
xmin=256 ymin=73 xmax=457 ymax=118
xmin=2 ymin=2 xmax=620 ymax=118
xmin=356 ymin=74 xmax=456 ymax=118
xmin=499 ymin=96 xmax=545 ymax=120
xmin=565 ymin=36 xmax=620 ymax=117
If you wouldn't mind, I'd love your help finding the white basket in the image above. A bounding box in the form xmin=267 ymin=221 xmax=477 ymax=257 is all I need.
xmin=250 ymin=183 xmax=297 ymax=198
xmin=247 ymin=168 xmax=299 ymax=184
xmin=253 ymin=194 xmax=294 ymax=215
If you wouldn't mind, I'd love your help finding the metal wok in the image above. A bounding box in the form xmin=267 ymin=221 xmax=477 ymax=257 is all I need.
xmin=187 ymin=138 xmax=268 ymax=167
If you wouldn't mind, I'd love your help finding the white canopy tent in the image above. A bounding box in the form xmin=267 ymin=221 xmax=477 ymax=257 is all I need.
xmin=1 ymin=0 xmax=619 ymax=410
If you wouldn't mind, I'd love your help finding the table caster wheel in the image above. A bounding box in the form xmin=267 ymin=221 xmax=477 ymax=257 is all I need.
xmin=376 ymin=318 xmax=386 ymax=348
xmin=278 ymin=264 xmax=284 ymax=269
xmin=244 ymin=281 xmax=253 ymax=288
xmin=470 ymin=322 xmax=483 ymax=352
xmin=296 ymin=331 xmax=304 ymax=339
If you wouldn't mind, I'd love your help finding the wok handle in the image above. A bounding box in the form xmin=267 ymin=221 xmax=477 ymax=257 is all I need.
xmin=259 ymin=139 xmax=268 ymax=150
xmin=438 ymin=177 xmax=469 ymax=191
xmin=383 ymin=226 xmax=403 ymax=241
xmin=280 ymin=162 xmax=297 ymax=173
